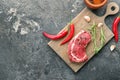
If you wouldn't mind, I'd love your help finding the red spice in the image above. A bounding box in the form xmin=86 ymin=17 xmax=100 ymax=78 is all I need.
xmin=93 ymin=0 xmax=101 ymax=4
xmin=89 ymin=0 xmax=104 ymax=4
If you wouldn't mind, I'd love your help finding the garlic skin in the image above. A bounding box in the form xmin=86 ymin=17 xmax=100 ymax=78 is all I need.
xmin=110 ymin=45 xmax=116 ymax=51
xmin=98 ymin=23 xmax=104 ymax=27
xmin=84 ymin=16 xmax=91 ymax=22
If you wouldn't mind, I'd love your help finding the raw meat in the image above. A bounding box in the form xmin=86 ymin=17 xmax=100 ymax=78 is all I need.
xmin=68 ymin=30 xmax=91 ymax=63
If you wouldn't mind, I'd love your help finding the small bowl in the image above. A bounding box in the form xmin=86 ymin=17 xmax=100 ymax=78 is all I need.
xmin=84 ymin=0 xmax=107 ymax=9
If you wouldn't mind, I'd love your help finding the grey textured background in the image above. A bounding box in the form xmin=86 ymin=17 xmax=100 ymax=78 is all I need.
xmin=0 ymin=0 xmax=120 ymax=80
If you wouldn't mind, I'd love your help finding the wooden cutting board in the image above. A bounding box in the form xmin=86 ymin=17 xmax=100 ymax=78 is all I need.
xmin=48 ymin=2 xmax=119 ymax=72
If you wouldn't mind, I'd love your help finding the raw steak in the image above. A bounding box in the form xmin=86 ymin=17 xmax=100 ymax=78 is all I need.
xmin=68 ymin=30 xmax=91 ymax=63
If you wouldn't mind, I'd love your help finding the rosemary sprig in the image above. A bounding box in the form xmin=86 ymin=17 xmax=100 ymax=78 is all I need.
xmin=89 ymin=23 xmax=105 ymax=54
xmin=100 ymin=27 xmax=105 ymax=46
xmin=96 ymin=26 xmax=106 ymax=53
xmin=89 ymin=23 xmax=98 ymax=53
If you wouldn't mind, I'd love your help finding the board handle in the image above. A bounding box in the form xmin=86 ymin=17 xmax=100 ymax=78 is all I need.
xmin=103 ymin=2 xmax=119 ymax=18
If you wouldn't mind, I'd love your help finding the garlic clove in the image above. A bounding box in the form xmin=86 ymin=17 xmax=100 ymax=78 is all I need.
xmin=98 ymin=23 xmax=104 ymax=27
xmin=110 ymin=45 xmax=116 ymax=51
xmin=84 ymin=16 xmax=91 ymax=22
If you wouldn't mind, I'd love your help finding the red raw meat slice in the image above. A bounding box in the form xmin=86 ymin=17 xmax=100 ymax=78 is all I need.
xmin=68 ymin=30 xmax=91 ymax=63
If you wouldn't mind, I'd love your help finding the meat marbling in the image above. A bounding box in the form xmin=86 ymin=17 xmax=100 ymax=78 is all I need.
xmin=68 ymin=30 xmax=91 ymax=63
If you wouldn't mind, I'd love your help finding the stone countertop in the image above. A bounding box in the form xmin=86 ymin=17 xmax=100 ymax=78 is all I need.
xmin=0 ymin=0 xmax=120 ymax=80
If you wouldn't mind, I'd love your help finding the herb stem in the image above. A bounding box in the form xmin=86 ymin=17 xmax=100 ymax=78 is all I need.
xmin=89 ymin=23 xmax=105 ymax=54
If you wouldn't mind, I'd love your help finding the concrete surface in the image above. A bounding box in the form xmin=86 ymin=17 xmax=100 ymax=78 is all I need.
xmin=0 ymin=0 xmax=120 ymax=80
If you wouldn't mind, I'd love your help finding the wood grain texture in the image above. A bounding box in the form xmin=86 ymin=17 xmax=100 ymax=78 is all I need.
xmin=48 ymin=2 xmax=119 ymax=72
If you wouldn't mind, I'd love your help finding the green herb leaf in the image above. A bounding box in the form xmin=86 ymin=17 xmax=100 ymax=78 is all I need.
xmin=89 ymin=23 xmax=105 ymax=54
